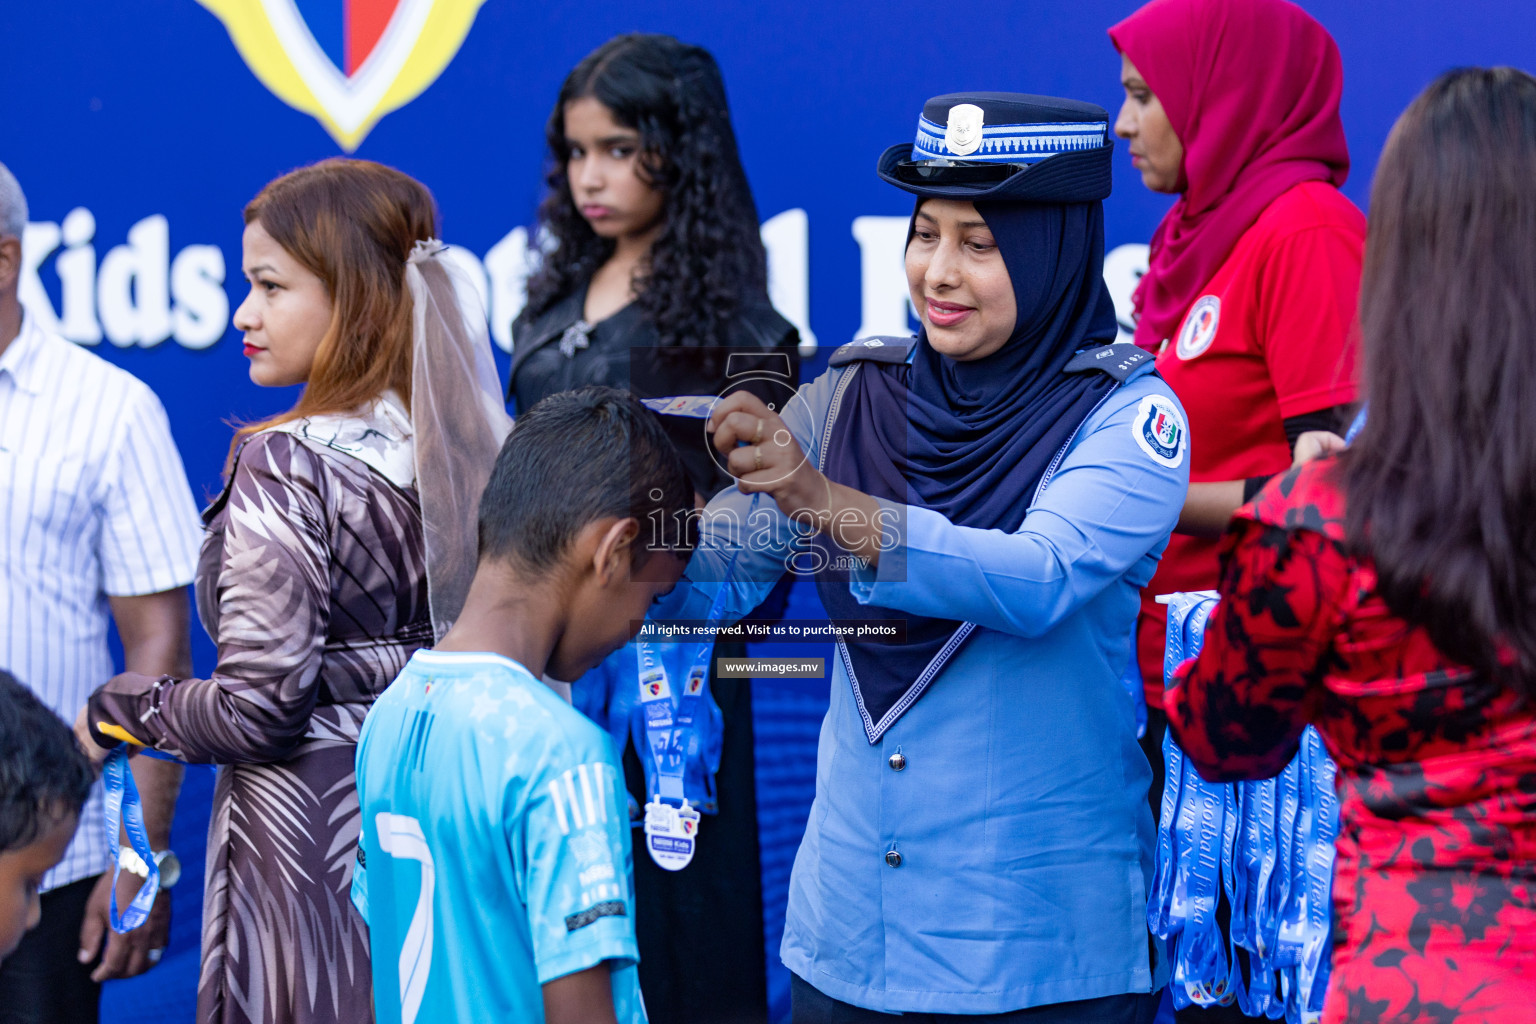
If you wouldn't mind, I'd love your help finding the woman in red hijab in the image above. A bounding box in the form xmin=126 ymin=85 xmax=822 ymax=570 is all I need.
xmin=1108 ymin=0 xmax=1365 ymax=817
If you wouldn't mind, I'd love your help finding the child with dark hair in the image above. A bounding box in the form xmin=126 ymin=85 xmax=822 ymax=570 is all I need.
xmin=0 ymin=671 xmax=94 ymax=963
xmin=352 ymin=386 xmax=694 ymax=1024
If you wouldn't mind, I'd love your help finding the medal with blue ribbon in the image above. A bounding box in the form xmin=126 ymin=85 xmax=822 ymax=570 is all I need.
xmin=101 ymin=748 xmax=162 ymax=933
xmin=635 ymin=395 xmax=755 ymax=871
xmin=635 ymin=502 xmax=757 ymax=871
xmin=635 ymin=632 xmax=708 ymax=871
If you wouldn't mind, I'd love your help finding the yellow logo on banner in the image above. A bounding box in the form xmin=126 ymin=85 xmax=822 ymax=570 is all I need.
xmin=196 ymin=0 xmax=487 ymax=151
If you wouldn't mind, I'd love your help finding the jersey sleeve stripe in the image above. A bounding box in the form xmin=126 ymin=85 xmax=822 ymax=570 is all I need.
xmin=562 ymin=770 xmax=585 ymax=829
xmin=577 ymin=763 xmax=598 ymax=824
xmin=547 ymin=779 xmax=570 ymax=835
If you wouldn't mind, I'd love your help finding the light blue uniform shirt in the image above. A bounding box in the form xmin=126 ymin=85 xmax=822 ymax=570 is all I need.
xmin=353 ymin=650 xmax=645 ymax=1024
xmin=654 ymin=354 xmax=1187 ymax=1013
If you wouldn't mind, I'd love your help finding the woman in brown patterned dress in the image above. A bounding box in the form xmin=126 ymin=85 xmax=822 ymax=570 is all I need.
xmin=71 ymin=159 xmax=493 ymax=1024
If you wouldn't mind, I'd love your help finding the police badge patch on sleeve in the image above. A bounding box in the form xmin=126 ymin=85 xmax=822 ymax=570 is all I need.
xmin=1132 ymin=395 xmax=1186 ymax=469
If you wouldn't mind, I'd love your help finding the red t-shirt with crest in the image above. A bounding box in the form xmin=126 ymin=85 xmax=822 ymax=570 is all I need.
xmin=1138 ymin=181 xmax=1365 ymax=705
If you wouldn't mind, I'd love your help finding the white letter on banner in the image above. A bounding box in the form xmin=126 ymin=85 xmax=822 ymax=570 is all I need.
xmin=761 ymin=208 xmax=817 ymax=355
xmin=98 ymin=215 xmax=172 ymax=347
xmin=19 ymin=221 xmax=62 ymax=336
xmin=483 ymin=227 xmax=533 ymax=354
xmin=171 ymin=245 xmax=228 ymax=349
xmin=851 ymin=216 xmax=916 ymax=342
xmin=58 ymin=208 xmax=102 ymax=345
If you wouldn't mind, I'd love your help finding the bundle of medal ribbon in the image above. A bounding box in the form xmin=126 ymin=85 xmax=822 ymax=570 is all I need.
xmin=1150 ymin=591 xmax=1339 ymax=1024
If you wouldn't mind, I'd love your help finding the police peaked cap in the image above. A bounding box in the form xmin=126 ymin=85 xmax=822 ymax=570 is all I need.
xmin=878 ymin=92 xmax=1114 ymax=202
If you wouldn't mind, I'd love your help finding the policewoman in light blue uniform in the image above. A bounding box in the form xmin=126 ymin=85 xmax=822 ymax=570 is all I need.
xmin=657 ymin=93 xmax=1188 ymax=1021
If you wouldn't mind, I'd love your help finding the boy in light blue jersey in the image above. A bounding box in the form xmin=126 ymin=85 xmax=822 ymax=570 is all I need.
xmin=353 ymin=387 xmax=696 ymax=1024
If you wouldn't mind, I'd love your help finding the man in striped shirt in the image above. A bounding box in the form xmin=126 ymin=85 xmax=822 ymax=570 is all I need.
xmin=0 ymin=162 xmax=203 ymax=1022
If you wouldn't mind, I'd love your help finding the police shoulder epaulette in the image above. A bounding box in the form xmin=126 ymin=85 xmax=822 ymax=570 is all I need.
xmin=1063 ymin=342 xmax=1154 ymax=382
xmin=829 ymin=336 xmax=918 ymax=368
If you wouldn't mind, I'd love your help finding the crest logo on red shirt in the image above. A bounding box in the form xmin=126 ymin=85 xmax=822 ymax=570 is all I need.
xmin=1176 ymin=295 xmax=1222 ymax=360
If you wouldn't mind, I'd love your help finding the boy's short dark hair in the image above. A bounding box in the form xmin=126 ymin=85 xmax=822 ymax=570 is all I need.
xmin=480 ymin=386 xmax=697 ymax=572
xmin=0 ymin=671 xmax=94 ymax=852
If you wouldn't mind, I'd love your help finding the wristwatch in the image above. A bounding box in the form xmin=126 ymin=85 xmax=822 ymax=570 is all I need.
xmin=118 ymin=845 xmax=182 ymax=889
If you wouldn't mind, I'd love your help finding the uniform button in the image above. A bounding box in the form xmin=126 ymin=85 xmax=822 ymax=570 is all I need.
xmin=884 ymin=850 xmax=903 ymax=868
xmin=888 ymin=752 xmax=907 ymax=771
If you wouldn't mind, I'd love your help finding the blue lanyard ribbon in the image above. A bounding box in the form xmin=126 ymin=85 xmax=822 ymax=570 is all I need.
xmin=1171 ymin=597 xmax=1233 ymax=1007
xmin=636 ymin=628 xmax=715 ymax=807
xmin=1343 ymin=405 xmax=1368 ymax=444
xmin=1150 ymin=592 xmax=1211 ymax=940
xmin=101 ymin=748 xmax=161 ymax=933
xmin=1299 ymin=728 xmax=1339 ymax=1019
xmin=635 ymin=498 xmax=755 ymax=808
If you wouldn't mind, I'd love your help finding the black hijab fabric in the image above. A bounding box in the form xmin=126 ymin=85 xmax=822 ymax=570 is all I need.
xmin=817 ymin=197 xmax=1121 ymax=742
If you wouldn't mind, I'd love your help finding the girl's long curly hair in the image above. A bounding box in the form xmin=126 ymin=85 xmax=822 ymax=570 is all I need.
xmin=524 ymin=34 xmax=768 ymax=348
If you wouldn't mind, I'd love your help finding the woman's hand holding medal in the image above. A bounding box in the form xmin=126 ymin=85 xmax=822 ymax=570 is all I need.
xmin=708 ymin=391 xmax=888 ymax=567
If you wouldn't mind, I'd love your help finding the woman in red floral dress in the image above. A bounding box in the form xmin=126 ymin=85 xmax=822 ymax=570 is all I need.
xmin=1164 ymin=67 xmax=1536 ymax=1024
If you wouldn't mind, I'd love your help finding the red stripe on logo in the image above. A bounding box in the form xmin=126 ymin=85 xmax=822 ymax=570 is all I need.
xmin=345 ymin=0 xmax=400 ymax=75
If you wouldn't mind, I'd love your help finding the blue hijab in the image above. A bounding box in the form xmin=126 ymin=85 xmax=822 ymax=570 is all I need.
xmin=817 ymin=197 xmax=1121 ymax=742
